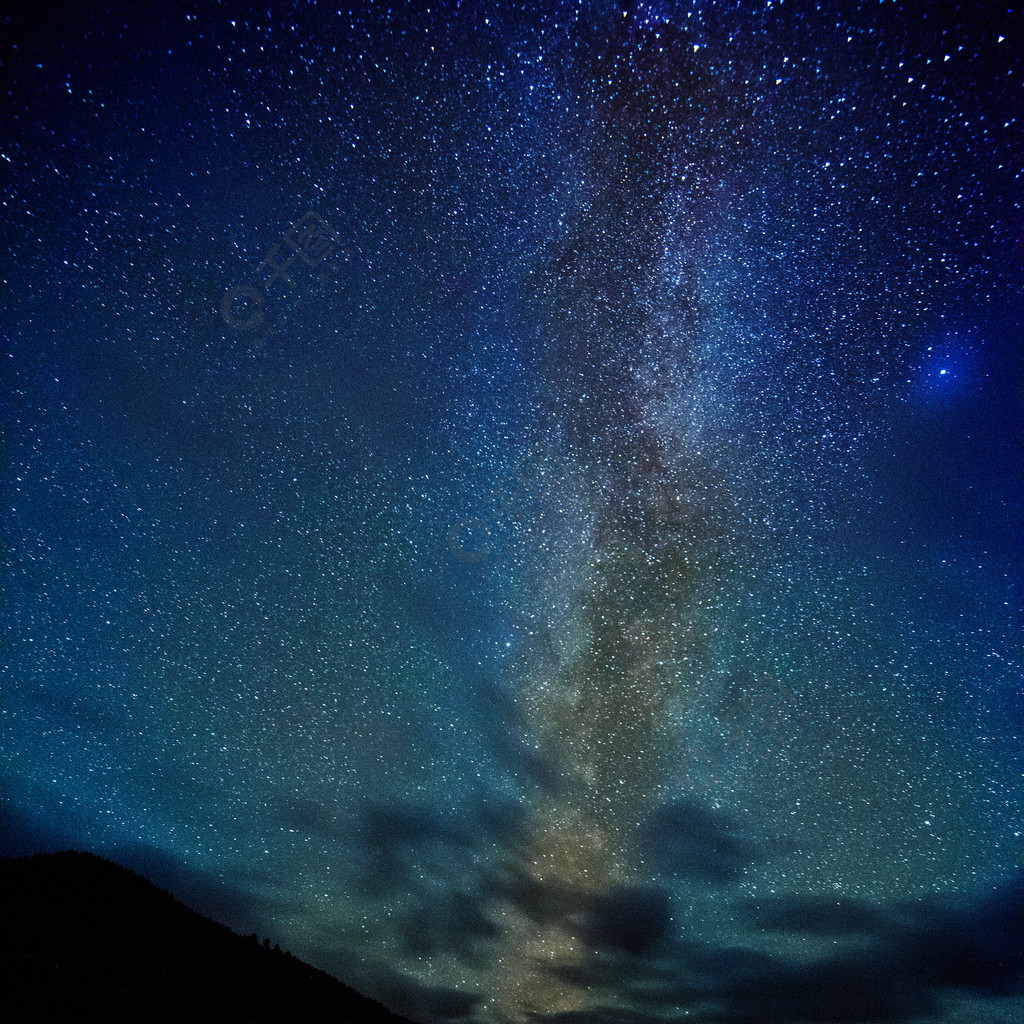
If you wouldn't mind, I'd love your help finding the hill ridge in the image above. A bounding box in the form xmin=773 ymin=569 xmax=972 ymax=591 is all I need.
xmin=1 ymin=849 xmax=420 ymax=1024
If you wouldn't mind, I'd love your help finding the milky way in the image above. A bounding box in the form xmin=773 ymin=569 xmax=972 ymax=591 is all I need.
xmin=2 ymin=3 xmax=1022 ymax=1023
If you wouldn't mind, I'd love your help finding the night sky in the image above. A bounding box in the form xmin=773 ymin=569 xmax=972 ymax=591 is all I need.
xmin=2 ymin=2 xmax=1023 ymax=1022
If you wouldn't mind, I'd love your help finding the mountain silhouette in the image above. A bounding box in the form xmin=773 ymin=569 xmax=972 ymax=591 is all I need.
xmin=1 ymin=850 xmax=419 ymax=1024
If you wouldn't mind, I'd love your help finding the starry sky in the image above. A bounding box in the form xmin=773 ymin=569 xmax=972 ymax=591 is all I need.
xmin=2 ymin=2 xmax=1023 ymax=1022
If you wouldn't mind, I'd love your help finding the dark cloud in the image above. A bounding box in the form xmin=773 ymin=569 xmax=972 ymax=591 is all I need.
xmin=357 ymin=796 xmax=529 ymax=885
xmin=357 ymin=801 xmax=482 ymax=894
xmin=640 ymin=796 xmax=758 ymax=882
xmin=889 ymin=878 xmax=1024 ymax=997
xmin=486 ymin=860 xmax=581 ymax=925
xmin=276 ymin=797 xmax=351 ymax=843
xmin=400 ymin=891 xmax=501 ymax=965
xmin=736 ymin=878 xmax=1024 ymax=999
xmin=356 ymin=796 xmax=681 ymax=972
xmin=356 ymin=791 xmax=1023 ymax=1023
xmin=705 ymin=946 xmax=936 ymax=1023
xmin=549 ymin=875 xmax=1024 ymax=1024
xmin=0 ymin=800 xmax=79 ymax=856
xmin=473 ymin=796 xmax=533 ymax=847
xmin=473 ymin=681 xmax=567 ymax=795
xmin=355 ymin=796 xmax=533 ymax=966
xmin=739 ymin=893 xmax=893 ymax=938
xmin=531 ymin=1009 xmax=669 ymax=1024
xmin=362 ymin=803 xmax=467 ymax=849
xmin=362 ymin=963 xmax=483 ymax=1024
xmin=582 ymin=885 xmax=675 ymax=956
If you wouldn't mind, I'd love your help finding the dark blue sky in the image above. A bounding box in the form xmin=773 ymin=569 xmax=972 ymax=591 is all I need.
xmin=2 ymin=3 xmax=1022 ymax=1023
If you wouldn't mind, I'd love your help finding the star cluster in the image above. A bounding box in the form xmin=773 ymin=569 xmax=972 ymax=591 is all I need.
xmin=2 ymin=3 xmax=1021 ymax=1023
